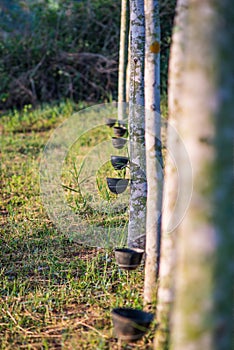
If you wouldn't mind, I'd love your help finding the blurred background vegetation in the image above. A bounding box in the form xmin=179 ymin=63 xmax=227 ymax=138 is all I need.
xmin=0 ymin=0 xmax=176 ymax=110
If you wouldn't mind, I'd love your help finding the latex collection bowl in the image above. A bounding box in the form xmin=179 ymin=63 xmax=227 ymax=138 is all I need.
xmin=112 ymin=308 xmax=154 ymax=341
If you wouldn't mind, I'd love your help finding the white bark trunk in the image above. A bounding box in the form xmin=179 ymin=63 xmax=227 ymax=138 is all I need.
xmin=126 ymin=27 xmax=131 ymax=104
xmin=127 ymin=0 xmax=146 ymax=248
xmin=171 ymin=1 xmax=234 ymax=349
xmin=118 ymin=0 xmax=128 ymax=120
xmin=153 ymin=0 xmax=189 ymax=347
xmin=143 ymin=0 xmax=163 ymax=306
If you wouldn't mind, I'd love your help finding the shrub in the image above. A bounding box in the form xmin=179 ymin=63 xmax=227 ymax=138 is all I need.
xmin=0 ymin=0 xmax=175 ymax=109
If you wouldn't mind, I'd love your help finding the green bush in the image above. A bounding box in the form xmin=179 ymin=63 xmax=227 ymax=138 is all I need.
xmin=0 ymin=0 xmax=175 ymax=109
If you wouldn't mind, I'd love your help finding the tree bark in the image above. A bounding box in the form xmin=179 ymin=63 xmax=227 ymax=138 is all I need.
xmin=127 ymin=0 xmax=146 ymax=249
xmin=143 ymin=0 xmax=163 ymax=306
xmin=126 ymin=26 xmax=131 ymax=103
xmin=170 ymin=1 xmax=234 ymax=349
xmin=153 ymin=0 xmax=189 ymax=347
xmin=118 ymin=0 xmax=128 ymax=120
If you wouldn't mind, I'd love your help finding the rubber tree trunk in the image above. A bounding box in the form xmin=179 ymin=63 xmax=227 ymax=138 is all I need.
xmin=170 ymin=1 xmax=234 ymax=349
xmin=153 ymin=0 xmax=189 ymax=347
xmin=127 ymin=0 xmax=146 ymax=249
xmin=143 ymin=0 xmax=163 ymax=307
xmin=118 ymin=0 xmax=128 ymax=120
xmin=126 ymin=27 xmax=131 ymax=103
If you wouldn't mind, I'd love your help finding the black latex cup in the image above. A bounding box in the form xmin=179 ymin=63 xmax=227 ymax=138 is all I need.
xmin=106 ymin=178 xmax=129 ymax=195
xmin=112 ymin=308 xmax=154 ymax=341
xmin=114 ymin=247 xmax=144 ymax=270
xmin=106 ymin=118 xmax=117 ymax=127
xmin=112 ymin=137 xmax=127 ymax=149
xmin=113 ymin=126 xmax=127 ymax=137
xmin=111 ymin=156 xmax=129 ymax=170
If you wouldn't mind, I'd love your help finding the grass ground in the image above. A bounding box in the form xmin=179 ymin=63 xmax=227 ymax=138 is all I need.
xmin=0 ymin=101 xmax=157 ymax=349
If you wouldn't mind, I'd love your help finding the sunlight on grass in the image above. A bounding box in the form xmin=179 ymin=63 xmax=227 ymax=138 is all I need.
xmin=0 ymin=101 xmax=159 ymax=349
